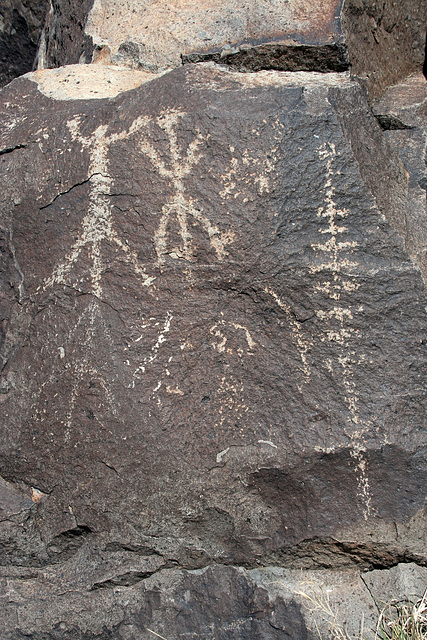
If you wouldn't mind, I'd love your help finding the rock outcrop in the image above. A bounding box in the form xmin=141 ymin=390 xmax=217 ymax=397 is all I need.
xmin=37 ymin=0 xmax=427 ymax=100
xmin=373 ymin=74 xmax=427 ymax=281
xmin=0 ymin=1 xmax=426 ymax=638
xmin=0 ymin=0 xmax=50 ymax=86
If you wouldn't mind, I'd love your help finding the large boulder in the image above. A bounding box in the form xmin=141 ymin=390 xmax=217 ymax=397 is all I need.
xmin=0 ymin=60 xmax=426 ymax=637
xmin=38 ymin=0 xmax=427 ymax=100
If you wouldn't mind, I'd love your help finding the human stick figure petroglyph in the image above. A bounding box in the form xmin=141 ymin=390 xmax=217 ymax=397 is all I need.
xmin=137 ymin=108 xmax=234 ymax=265
xmin=43 ymin=108 xmax=236 ymax=296
xmin=44 ymin=115 xmax=156 ymax=296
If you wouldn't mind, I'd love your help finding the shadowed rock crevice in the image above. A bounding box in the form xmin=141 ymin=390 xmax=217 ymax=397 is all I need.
xmin=0 ymin=1 xmax=50 ymax=87
xmin=182 ymin=42 xmax=350 ymax=73
xmin=265 ymin=539 xmax=427 ymax=571
xmin=375 ymin=114 xmax=415 ymax=131
xmin=0 ymin=143 xmax=28 ymax=156
xmin=90 ymin=568 xmax=164 ymax=590
xmin=46 ymin=525 xmax=93 ymax=563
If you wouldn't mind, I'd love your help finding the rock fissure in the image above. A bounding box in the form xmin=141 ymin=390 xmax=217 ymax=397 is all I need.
xmin=375 ymin=114 xmax=415 ymax=131
xmin=0 ymin=143 xmax=28 ymax=156
xmin=38 ymin=175 xmax=100 ymax=211
xmin=182 ymin=43 xmax=350 ymax=74
xmin=360 ymin=573 xmax=381 ymax=613
xmin=90 ymin=564 xmax=176 ymax=591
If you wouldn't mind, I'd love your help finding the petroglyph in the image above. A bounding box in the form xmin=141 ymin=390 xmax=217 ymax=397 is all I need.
xmin=44 ymin=115 xmax=155 ymax=296
xmin=137 ymin=109 xmax=234 ymax=265
xmin=216 ymin=374 xmax=250 ymax=431
xmin=264 ymin=286 xmax=313 ymax=391
xmin=64 ymin=299 xmax=120 ymax=445
xmin=219 ymin=146 xmax=275 ymax=200
xmin=31 ymin=298 xmax=120 ymax=446
xmin=130 ymin=312 xmax=173 ymax=388
xmin=210 ymin=314 xmax=256 ymax=356
xmin=43 ymin=108 xmax=242 ymax=294
xmin=312 ymin=141 xmax=371 ymax=518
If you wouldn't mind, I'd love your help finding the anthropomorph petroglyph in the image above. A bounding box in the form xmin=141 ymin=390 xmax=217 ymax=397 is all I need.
xmin=137 ymin=109 xmax=234 ymax=265
xmin=42 ymin=109 xmax=237 ymax=295
xmin=44 ymin=115 xmax=156 ymax=296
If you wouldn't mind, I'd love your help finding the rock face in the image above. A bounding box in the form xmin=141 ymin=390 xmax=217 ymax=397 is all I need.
xmin=0 ymin=0 xmax=50 ymax=87
xmin=0 ymin=57 xmax=426 ymax=637
xmin=38 ymin=0 xmax=427 ymax=99
xmin=1 ymin=1 xmax=427 ymax=638
xmin=373 ymin=74 xmax=427 ymax=282
xmin=342 ymin=0 xmax=427 ymax=100
xmin=36 ymin=0 xmax=96 ymax=70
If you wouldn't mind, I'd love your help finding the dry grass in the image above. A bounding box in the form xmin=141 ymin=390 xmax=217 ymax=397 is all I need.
xmin=293 ymin=580 xmax=366 ymax=640
xmin=377 ymin=590 xmax=427 ymax=640
xmin=290 ymin=581 xmax=427 ymax=640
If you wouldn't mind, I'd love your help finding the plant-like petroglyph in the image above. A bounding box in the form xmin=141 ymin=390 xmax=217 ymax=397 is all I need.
xmin=43 ymin=115 xmax=155 ymax=296
xmin=137 ymin=109 xmax=234 ymax=265
xmin=312 ymin=141 xmax=371 ymax=518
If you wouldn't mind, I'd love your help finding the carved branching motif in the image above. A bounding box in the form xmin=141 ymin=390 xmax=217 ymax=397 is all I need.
xmin=312 ymin=141 xmax=371 ymax=518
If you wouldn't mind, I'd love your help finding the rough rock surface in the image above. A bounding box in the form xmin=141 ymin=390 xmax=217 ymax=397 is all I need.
xmin=36 ymin=0 xmax=96 ymax=70
xmin=0 ymin=60 xmax=426 ymax=637
xmin=0 ymin=0 xmax=50 ymax=87
xmin=373 ymin=74 xmax=427 ymax=283
xmin=342 ymin=0 xmax=427 ymax=100
xmin=38 ymin=0 xmax=427 ymax=100
xmin=40 ymin=0 xmax=348 ymax=73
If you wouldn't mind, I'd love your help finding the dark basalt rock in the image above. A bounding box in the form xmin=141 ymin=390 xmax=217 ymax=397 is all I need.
xmin=342 ymin=0 xmax=427 ymax=100
xmin=0 ymin=0 xmax=50 ymax=87
xmin=38 ymin=0 xmax=96 ymax=69
xmin=373 ymin=74 xmax=427 ymax=282
xmin=182 ymin=42 xmax=350 ymax=73
xmin=0 ymin=62 xmax=426 ymax=636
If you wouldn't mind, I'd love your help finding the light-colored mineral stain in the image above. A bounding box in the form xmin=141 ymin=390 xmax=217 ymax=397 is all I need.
xmin=216 ymin=447 xmax=230 ymax=463
xmin=258 ymin=440 xmax=278 ymax=449
xmin=27 ymin=64 xmax=162 ymax=100
xmin=31 ymin=487 xmax=45 ymax=503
